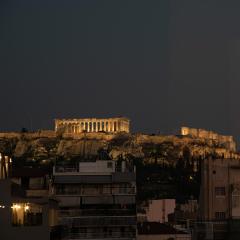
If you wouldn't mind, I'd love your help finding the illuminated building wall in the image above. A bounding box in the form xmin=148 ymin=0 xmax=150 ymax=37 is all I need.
xmin=55 ymin=117 xmax=130 ymax=133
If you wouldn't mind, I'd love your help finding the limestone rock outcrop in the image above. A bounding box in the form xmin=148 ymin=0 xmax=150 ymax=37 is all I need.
xmin=0 ymin=130 xmax=238 ymax=162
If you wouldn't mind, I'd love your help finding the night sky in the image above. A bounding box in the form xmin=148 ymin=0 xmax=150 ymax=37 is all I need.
xmin=1 ymin=1 xmax=240 ymax=141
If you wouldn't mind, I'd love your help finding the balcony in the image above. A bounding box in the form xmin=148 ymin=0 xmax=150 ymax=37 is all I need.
xmin=56 ymin=195 xmax=135 ymax=206
xmin=112 ymin=172 xmax=136 ymax=183
xmin=54 ymin=175 xmax=112 ymax=184
xmin=59 ymin=209 xmax=136 ymax=217
xmin=26 ymin=189 xmax=49 ymax=198
xmin=61 ymin=216 xmax=136 ymax=227
xmin=55 ymin=187 xmax=136 ymax=196
xmin=69 ymin=231 xmax=136 ymax=239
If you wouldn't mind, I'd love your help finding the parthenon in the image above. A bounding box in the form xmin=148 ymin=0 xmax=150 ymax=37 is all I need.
xmin=55 ymin=117 xmax=130 ymax=134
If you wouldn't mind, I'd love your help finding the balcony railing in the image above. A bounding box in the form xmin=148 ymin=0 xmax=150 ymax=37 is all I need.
xmin=55 ymin=187 xmax=135 ymax=196
xmin=55 ymin=166 xmax=79 ymax=173
xmin=61 ymin=216 xmax=136 ymax=227
xmin=26 ymin=189 xmax=49 ymax=197
xmin=59 ymin=209 xmax=136 ymax=217
xmin=69 ymin=231 xmax=136 ymax=239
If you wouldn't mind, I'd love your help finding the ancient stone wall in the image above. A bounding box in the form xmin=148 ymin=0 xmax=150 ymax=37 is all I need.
xmin=181 ymin=127 xmax=236 ymax=152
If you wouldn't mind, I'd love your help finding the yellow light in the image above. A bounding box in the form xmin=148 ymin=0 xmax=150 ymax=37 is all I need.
xmin=11 ymin=204 xmax=21 ymax=210
xmin=24 ymin=205 xmax=30 ymax=211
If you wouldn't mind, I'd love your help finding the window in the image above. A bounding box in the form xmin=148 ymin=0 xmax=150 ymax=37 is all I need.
xmin=12 ymin=203 xmax=43 ymax=226
xmin=107 ymin=162 xmax=113 ymax=169
xmin=215 ymin=212 xmax=226 ymax=220
xmin=215 ymin=187 xmax=226 ymax=197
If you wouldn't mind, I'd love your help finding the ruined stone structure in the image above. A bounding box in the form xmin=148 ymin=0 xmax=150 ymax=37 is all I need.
xmin=181 ymin=127 xmax=237 ymax=152
xmin=55 ymin=117 xmax=130 ymax=134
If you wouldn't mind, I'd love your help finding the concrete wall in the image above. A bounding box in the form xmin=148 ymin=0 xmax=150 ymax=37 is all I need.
xmin=199 ymin=158 xmax=240 ymax=221
xmin=0 ymin=130 xmax=56 ymax=139
xmin=145 ymin=199 xmax=176 ymax=223
xmin=79 ymin=160 xmax=115 ymax=173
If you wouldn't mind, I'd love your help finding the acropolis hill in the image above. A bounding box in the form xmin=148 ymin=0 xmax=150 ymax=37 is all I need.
xmin=0 ymin=118 xmax=238 ymax=164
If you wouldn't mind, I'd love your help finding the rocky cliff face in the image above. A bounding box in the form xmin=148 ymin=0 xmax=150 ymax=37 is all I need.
xmin=0 ymin=131 xmax=238 ymax=163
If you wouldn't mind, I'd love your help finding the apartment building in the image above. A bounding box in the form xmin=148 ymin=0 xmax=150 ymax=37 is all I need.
xmin=51 ymin=160 xmax=137 ymax=239
xmin=0 ymin=154 xmax=59 ymax=240
xmin=194 ymin=158 xmax=240 ymax=240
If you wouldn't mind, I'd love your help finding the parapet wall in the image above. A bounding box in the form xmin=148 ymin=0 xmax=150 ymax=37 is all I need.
xmin=181 ymin=127 xmax=236 ymax=152
xmin=0 ymin=130 xmax=57 ymax=139
xmin=0 ymin=130 xmax=118 ymax=141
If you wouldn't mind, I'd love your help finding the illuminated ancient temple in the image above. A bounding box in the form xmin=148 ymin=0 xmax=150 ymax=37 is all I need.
xmin=55 ymin=117 xmax=130 ymax=133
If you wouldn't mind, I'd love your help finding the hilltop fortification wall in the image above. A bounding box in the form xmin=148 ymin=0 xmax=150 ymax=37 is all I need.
xmin=181 ymin=127 xmax=236 ymax=152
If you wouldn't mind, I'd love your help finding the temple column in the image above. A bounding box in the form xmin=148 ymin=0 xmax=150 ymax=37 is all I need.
xmin=110 ymin=121 xmax=112 ymax=132
xmin=90 ymin=121 xmax=92 ymax=132
xmin=87 ymin=122 xmax=90 ymax=132
xmin=96 ymin=122 xmax=98 ymax=132
xmin=117 ymin=122 xmax=120 ymax=132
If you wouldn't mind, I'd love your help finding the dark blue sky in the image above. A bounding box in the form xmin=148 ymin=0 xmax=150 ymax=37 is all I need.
xmin=1 ymin=0 xmax=240 ymax=141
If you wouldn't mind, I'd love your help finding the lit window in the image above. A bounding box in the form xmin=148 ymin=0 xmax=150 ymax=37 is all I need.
xmin=12 ymin=203 xmax=43 ymax=226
